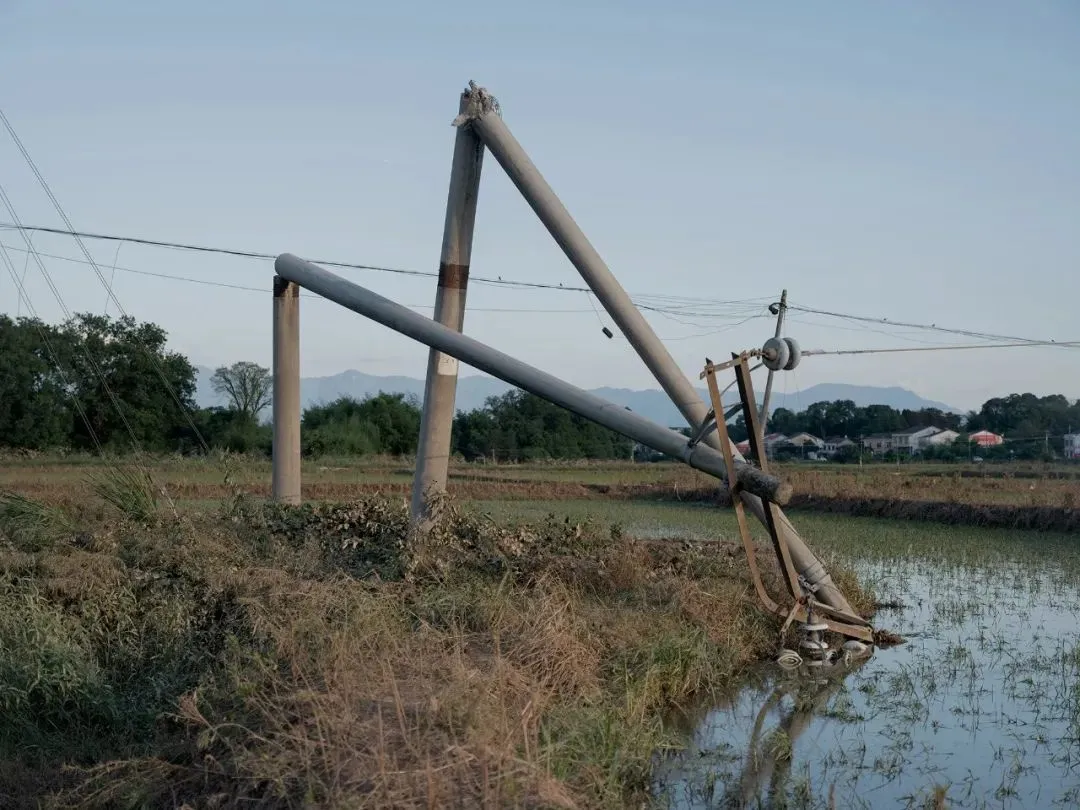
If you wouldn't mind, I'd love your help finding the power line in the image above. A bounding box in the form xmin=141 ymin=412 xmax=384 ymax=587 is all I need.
xmin=0 ymin=243 xmax=600 ymax=313
xmin=0 ymin=242 xmax=777 ymax=327
xmin=802 ymin=340 xmax=1080 ymax=357
xmin=789 ymin=303 xmax=1071 ymax=348
xmin=0 ymin=222 xmax=775 ymax=318
xmin=0 ymin=108 xmax=211 ymax=461
xmin=0 ymin=221 xmax=600 ymax=293
xmin=5 ymin=222 xmax=1075 ymax=355
xmin=1 ymin=242 xmax=774 ymax=346
xmin=0 ymin=239 xmax=107 ymax=456
xmin=0 ymin=180 xmax=149 ymax=457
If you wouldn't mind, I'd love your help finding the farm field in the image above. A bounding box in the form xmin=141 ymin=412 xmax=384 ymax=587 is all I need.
xmin=1 ymin=454 xmax=1078 ymax=808
xmin=1 ymin=454 xmax=1078 ymax=510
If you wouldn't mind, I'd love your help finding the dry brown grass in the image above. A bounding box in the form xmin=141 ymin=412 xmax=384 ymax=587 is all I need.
xmin=0 ymin=486 xmax=871 ymax=810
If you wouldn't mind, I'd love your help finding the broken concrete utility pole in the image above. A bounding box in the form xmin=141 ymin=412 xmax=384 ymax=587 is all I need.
xmin=459 ymin=83 xmax=854 ymax=615
xmin=411 ymin=87 xmax=486 ymax=526
xmin=274 ymin=253 xmax=793 ymax=506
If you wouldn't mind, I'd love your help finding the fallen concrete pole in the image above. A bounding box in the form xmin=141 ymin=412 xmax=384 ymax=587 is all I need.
xmin=463 ymin=89 xmax=853 ymax=614
xmin=274 ymin=253 xmax=792 ymax=505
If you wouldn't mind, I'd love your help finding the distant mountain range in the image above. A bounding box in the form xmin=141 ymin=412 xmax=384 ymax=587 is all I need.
xmin=195 ymin=366 xmax=961 ymax=425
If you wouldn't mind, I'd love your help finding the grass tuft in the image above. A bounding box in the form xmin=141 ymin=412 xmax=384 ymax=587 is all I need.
xmin=0 ymin=490 xmax=75 ymax=551
xmin=86 ymin=466 xmax=159 ymax=523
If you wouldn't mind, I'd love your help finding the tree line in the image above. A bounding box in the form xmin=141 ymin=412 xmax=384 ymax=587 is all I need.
xmin=2 ymin=312 xmax=1077 ymax=461
xmin=747 ymin=395 xmax=1080 ymax=445
xmin=0 ymin=313 xmax=632 ymax=460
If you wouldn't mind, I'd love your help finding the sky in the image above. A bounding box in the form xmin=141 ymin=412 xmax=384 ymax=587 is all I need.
xmin=1 ymin=0 xmax=1078 ymax=412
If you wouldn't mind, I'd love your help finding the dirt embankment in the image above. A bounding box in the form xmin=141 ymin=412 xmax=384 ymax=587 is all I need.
xmin=784 ymin=494 xmax=1080 ymax=532
xmin=0 ymin=490 xmax=876 ymax=809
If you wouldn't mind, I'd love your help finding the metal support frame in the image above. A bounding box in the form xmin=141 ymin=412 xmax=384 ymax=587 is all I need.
xmin=412 ymin=88 xmax=486 ymax=526
xmin=702 ymin=355 xmax=873 ymax=643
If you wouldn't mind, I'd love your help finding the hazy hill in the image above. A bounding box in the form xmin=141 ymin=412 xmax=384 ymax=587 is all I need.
xmin=196 ymin=367 xmax=960 ymax=425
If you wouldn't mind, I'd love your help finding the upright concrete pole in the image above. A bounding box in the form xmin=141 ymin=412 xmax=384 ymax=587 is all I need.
xmin=411 ymin=86 xmax=486 ymax=525
xmin=464 ymin=87 xmax=854 ymax=614
xmin=759 ymin=289 xmax=787 ymax=428
xmin=272 ymin=275 xmax=301 ymax=504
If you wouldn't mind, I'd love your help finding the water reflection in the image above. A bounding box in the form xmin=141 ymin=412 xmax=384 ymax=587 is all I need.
xmin=734 ymin=658 xmax=875 ymax=807
xmin=654 ymin=532 xmax=1080 ymax=809
xmin=655 ymin=656 xmax=875 ymax=809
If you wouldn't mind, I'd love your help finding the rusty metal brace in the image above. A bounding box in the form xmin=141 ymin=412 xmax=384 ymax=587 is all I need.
xmin=702 ymin=354 xmax=874 ymax=644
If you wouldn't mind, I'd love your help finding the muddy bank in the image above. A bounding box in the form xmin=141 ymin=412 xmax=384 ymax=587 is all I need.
xmin=363 ymin=482 xmax=1080 ymax=533
xmin=556 ymin=483 xmax=1079 ymax=533
xmin=611 ymin=483 xmax=1079 ymax=533
xmin=785 ymin=495 xmax=1080 ymax=532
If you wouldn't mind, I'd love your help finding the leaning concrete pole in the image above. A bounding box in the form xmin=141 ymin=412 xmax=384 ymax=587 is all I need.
xmin=272 ymin=275 xmax=301 ymax=504
xmin=411 ymin=86 xmax=486 ymax=525
xmin=463 ymin=85 xmax=854 ymax=614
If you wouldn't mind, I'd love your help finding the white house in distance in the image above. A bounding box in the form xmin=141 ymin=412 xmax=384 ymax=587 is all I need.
xmin=922 ymin=429 xmax=960 ymax=448
xmin=862 ymin=433 xmax=894 ymax=454
xmin=861 ymin=426 xmax=960 ymax=456
xmin=1065 ymin=434 xmax=1080 ymax=460
xmin=892 ymin=426 xmax=941 ymax=455
xmin=824 ymin=436 xmax=856 ymax=456
xmin=788 ymin=432 xmax=825 ymax=450
xmin=763 ymin=433 xmax=789 ymax=453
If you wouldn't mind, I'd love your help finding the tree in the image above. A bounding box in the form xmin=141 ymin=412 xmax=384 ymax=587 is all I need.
xmin=0 ymin=315 xmax=72 ymax=449
xmin=58 ymin=313 xmax=197 ymax=452
xmin=211 ymin=361 xmax=272 ymax=422
xmin=768 ymin=408 xmax=799 ymax=436
xmin=450 ymin=390 xmax=634 ymax=462
xmin=179 ymin=406 xmax=272 ymax=455
xmin=302 ymin=393 xmax=422 ymax=457
xmin=833 ymin=443 xmax=861 ymax=464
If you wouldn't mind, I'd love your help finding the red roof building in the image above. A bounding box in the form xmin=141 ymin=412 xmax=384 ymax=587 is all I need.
xmin=968 ymin=430 xmax=1004 ymax=447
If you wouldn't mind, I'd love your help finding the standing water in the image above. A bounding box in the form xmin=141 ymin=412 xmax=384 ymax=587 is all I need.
xmin=652 ymin=520 xmax=1080 ymax=808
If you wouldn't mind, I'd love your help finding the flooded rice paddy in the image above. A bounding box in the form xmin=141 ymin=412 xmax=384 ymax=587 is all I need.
xmin=476 ymin=500 xmax=1080 ymax=808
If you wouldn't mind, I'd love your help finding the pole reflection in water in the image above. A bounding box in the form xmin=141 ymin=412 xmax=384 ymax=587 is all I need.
xmin=655 ymin=654 xmax=875 ymax=809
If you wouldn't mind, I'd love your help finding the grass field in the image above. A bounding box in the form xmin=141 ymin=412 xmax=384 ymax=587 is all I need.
xmin=0 ymin=453 xmax=1076 ymax=808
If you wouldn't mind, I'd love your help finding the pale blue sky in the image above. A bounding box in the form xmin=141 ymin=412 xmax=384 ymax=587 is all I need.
xmin=1 ymin=1 xmax=1077 ymax=411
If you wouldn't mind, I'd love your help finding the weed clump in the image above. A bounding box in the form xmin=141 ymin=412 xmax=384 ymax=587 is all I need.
xmin=86 ymin=465 xmax=162 ymax=524
xmin=0 ymin=490 xmax=76 ymax=551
